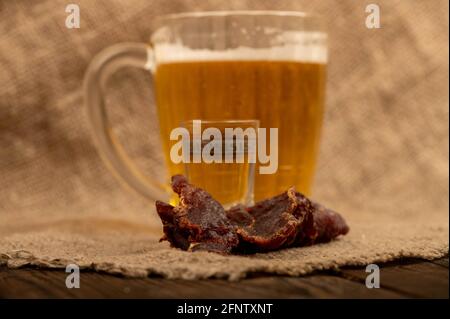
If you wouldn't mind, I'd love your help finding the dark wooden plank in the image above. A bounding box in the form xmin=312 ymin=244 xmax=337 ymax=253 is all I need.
xmin=241 ymin=276 xmax=403 ymax=299
xmin=1 ymin=258 xmax=447 ymax=299
xmin=0 ymin=268 xmax=403 ymax=299
xmin=429 ymin=257 xmax=449 ymax=268
xmin=340 ymin=258 xmax=449 ymax=298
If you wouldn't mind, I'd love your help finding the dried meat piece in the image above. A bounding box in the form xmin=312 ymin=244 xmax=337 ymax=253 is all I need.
xmin=225 ymin=204 xmax=253 ymax=228
xmin=226 ymin=187 xmax=316 ymax=252
xmin=156 ymin=175 xmax=239 ymax=254
xmin=155 ymin=201 xmax=190 ymax=250
xmin=155 ymin=175 xmax=349 ymax=255
xmin=226 ymin=189 xmax=349 ymax=252
xmin=309 ymin=202 xmax=350 ymax=244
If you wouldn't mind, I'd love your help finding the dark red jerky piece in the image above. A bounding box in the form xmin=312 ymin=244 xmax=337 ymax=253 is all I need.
xmin=155 ymin=201 xmax=190 ymax=250
xmin=156 ymin=175 xmax=349 ymax=255
xmin=156 ymin=175 xmax=239 ymax=254
xmin=226 ymin=189 xmax=349 ymax=252
xmin=226 ymin=188 xmax=316 ymax=253
xmin=225 ymin=205 xmax=253 ymax=228
xmin=288 ymin=189 xmax=318 ymax=246
xmin=309 ymin=202 xmax=350 ymax=244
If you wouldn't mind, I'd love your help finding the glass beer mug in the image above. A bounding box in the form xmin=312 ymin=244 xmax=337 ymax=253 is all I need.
xmin=84 ymin=11 xmax=327 ymax=203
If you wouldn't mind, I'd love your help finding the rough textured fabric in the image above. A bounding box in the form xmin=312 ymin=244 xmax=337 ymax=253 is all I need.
xmin=0 ymin=0 xmax=448 ymax=280
xmin=0 ymin=219 xmax=447 ymax=280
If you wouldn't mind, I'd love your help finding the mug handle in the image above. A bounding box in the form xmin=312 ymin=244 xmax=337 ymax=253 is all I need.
xmin=84 ymin=42 xmax=168 ymax=201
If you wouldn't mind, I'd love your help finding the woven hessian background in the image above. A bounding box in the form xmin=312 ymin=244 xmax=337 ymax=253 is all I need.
xmin=0 ymin=0 xmax=448 ymax=279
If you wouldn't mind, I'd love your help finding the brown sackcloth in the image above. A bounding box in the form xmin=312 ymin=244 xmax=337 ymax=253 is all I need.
xmin=0 ymin=0 xmax=448 ymax=280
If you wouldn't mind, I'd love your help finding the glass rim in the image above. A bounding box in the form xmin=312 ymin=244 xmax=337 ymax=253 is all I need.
xmin=180 ymin=119 xmax=260 ymax=127
xmin=154 ymin=10 xmax=323 ymax=26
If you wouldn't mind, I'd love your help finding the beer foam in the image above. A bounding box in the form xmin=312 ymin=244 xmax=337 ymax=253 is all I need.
xmin=152 ymin=31 xmax=327 ymax=65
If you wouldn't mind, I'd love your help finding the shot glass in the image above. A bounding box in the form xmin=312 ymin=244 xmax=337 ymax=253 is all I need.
xmin=181 ymin=119 xmax=258 ymax=208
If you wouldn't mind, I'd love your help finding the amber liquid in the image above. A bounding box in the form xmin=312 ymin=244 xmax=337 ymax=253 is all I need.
xmin=154 ymin=60 xmax=326 ymax=202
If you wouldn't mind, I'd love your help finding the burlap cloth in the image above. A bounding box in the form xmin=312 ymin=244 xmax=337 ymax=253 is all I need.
xmin=0 ymin=0 xmax=448 ymax=280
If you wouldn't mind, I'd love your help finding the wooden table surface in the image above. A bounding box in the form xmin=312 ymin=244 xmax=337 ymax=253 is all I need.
xmin=0 ymin=257 xmax=448 ymax=299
